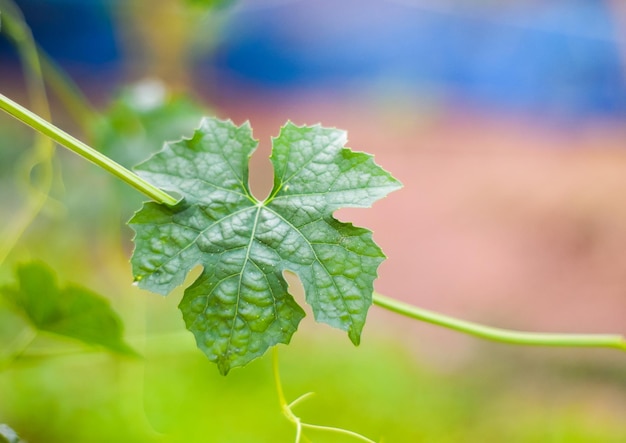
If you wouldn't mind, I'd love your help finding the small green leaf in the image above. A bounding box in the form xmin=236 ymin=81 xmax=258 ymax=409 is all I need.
xmin=1 ymin=262 xmax=136 ymax=356
xmin=130 ymin=118 xmax=401 ymax=374
xmin=0 ymin=424 xmax=22 ymax=443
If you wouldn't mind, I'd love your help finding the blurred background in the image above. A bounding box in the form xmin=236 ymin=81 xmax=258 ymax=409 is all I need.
xmin=1 ymin=0 xmax=626 ymax=441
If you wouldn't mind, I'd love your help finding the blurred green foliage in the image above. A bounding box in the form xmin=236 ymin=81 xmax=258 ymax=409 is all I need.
xmin=1 ymin=261 xmax=135 ymax=356
xmin=94 ymin=80 xmax=206 ymax=170
xmin=1 ymin=321 xmax=625 ymax=442
xmin=0 ymin=122 xmax=30 ymax=209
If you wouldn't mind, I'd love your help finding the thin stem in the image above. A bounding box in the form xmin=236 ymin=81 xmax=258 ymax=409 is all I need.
xmin=273 ymin=348 xmax=301 ymax=424
xmin=0 ymin=93 xmax=179 ymax=206
xmin=300 ymin=423 xmax=376 ymax=443
xmin=288 ymin=392 xmax=315 ymax=410
xmin=373 ymin=293 xmax=626 ymax=351
xmin=272 ymin=348 xmax=378 ymax=443
xmin=273 ymin=348 xmax=303 ymax=443
xmin=272 ymin=348 xmax=290 ymax=412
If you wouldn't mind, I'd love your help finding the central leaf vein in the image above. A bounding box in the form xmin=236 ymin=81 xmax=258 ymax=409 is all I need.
xmin=228 ymin=205 xmax=263 ymax=351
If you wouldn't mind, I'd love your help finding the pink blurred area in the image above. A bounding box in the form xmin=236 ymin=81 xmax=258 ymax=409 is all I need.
xmin=216 ymin=90 xmax=626 ymax=342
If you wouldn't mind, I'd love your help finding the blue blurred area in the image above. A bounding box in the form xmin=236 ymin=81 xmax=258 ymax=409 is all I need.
xmin=213 ymin=0 xmax=626 ymax=118
xmin=1 ymin=0 xmax=625 ymax=118
xmin=0 ymin=0 xmax=119 ymax=65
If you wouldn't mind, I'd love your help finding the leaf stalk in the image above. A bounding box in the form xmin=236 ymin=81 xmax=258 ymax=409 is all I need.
xmin=0 ymin=93 xmax=178 ymax=206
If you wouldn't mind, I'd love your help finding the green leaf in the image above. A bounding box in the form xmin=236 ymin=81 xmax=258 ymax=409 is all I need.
xmin=130 ymin=118 xmax=401 ymax=374
xmin=0 ymin=424 xmax=22 ymax=443
xmin=1 ymin=262 xmax=136 ymax=356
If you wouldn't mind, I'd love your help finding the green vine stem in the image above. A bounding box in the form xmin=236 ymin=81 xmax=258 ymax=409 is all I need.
xmin=0 ymin=93 xmax=179 ymax=206
xmin=373 ymin=293 xmax=626 ymax=351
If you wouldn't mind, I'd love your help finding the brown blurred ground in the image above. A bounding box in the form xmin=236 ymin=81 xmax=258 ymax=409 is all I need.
xmin=216 ymin=90 xmax=626 ymax=343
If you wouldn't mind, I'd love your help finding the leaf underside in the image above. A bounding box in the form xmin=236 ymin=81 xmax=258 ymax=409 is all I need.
xmin=130 ymin=118 xmax=402 ymax=374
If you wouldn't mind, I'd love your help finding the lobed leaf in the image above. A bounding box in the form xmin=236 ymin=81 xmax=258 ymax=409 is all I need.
xmin=130 ymin=118 xmax=401 ymax=374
